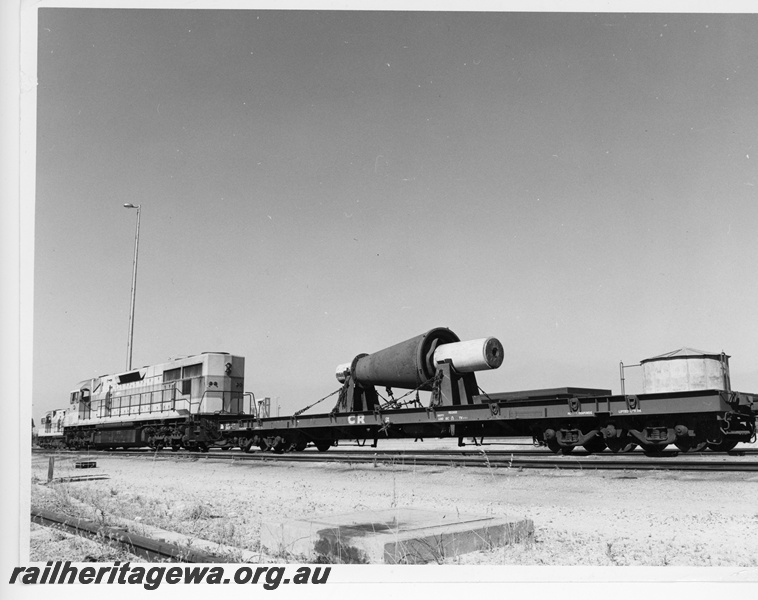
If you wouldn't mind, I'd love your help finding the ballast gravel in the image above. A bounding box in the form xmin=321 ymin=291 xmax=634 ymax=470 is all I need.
xmin=29 ymin=441 xmax=758 ymax=566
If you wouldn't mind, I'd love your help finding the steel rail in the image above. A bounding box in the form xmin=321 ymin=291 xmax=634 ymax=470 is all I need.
xmin=33 ymin=446 xmax=758 ymax=458
xmin=258 ymin=447 xmax=758 ymax=458
xmin=31 ymin=507 xmax=227 ymax=563
xmin=222 ymin=453 xmax=758 ymax=472
xmin=52 ymin=448 xmax=758 ymax=473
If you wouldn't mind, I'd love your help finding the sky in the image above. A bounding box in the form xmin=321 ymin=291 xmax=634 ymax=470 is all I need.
xmin=28 ymin=8 xmax=758 ymax=422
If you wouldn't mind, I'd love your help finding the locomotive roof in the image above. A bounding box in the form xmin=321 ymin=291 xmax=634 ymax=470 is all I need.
xmin=69 ymin=352 xmax=242 ymax=387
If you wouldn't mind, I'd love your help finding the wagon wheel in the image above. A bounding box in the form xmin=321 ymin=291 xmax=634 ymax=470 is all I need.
xmin=706 ymin=439 xmax=738 ymax=452
xmin=269 ymin=436 xmax=286 ymax=454
xmin=314 ymin=440 xmax=332 ymax=452
xmin=293 ymin=440 xmax=308 ymax=452
xmin=605 ymin=435 xmax=636 ymax=453
xmin=546 ymin=438 xmax=573 ymax=455
xmin=674 ymin=439 xmax=692 ymax=452
xmin=674 ymin=438 xmax=707 ymax=453
xmin=641 ymin=443 xmax=667 ymax=456
xmin=582 ymin=436 xmax=607 ymax=454
xmin=170 ymin=442 xmax=181 ymax=452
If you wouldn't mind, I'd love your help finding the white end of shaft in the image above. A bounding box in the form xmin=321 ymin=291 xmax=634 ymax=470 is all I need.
xmin=432 ymin=337 xmax=504 ymax=372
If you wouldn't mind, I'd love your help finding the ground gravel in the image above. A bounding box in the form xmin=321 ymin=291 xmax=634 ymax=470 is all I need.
xmin=29 ymin=442 xmax=758 ymax=566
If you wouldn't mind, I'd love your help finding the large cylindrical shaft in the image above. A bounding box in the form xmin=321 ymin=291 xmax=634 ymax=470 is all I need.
xmin=432 ymin=337 xmax=503 ymax=372
xmin=335 ymin=328 xmax=503 ymax=390
xmin=352 ymin=327 xmax=460 ymax=390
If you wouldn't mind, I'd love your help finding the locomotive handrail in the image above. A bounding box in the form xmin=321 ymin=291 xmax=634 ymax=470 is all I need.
xmin=185 ymin=385 xmax=245 ymax=416
xmin=195 ymin=389 xmax=233 ymax=414
xmin=102 ymin=379 xmax=248 ymax=419
xmin=101 ymin=381 xmax=182 ymax=418
xmin=242 ymin=392 xmax=259 ymax=417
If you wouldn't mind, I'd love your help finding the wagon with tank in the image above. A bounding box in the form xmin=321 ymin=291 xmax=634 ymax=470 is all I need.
xmin=224 ymin=329 xmax=757 ymax=456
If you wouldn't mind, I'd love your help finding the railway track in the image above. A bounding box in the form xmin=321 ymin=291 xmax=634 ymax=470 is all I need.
xmin=35 ymin=447 xmax=758 ymax=473
xmin=31 ymin=508 xmax=226 ymax=562
xmin=34 ymin=444 xmax=758 ymax=457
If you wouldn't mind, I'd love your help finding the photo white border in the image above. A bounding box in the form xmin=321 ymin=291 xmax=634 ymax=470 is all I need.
xmin=4 ymin=1 xmax=757 ymax=596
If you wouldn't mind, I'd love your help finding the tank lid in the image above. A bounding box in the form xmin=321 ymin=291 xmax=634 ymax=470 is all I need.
xmin=640 ymin=347 xmax=729 ymax=364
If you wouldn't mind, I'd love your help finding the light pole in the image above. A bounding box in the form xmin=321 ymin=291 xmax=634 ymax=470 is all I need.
xmin=123 ymin=203 xmax=141 ymax=371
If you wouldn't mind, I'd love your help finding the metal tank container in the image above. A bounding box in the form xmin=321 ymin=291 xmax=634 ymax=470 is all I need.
xmin=641 ymin=348 xmax=731 ymax=394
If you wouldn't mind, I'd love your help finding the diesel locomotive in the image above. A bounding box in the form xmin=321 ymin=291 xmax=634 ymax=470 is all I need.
xmin=38 ymin=352 xmax=248 ymax=451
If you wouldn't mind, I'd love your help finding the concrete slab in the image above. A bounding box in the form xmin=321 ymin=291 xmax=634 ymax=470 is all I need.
xmin=261 ymin=507 xmax=533 ymax=564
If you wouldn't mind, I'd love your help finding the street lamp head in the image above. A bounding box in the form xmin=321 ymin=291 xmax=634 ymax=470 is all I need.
xmin=123 ymin=203 xmax=140 ymax=209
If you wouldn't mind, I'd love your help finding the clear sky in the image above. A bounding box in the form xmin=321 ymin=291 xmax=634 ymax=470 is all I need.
xmin=30 ymin=8 xmax=758 ymax=421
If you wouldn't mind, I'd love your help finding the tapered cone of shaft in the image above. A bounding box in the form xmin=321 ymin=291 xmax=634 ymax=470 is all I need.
xmin=352 ymin=327 xmax=460 ymax=390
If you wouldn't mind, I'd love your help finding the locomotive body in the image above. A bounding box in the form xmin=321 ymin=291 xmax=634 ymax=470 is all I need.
xmin=61 ymin=352 xmax=245 ymax=451
xmin=37 ymin=409 xmax=67 ymax=449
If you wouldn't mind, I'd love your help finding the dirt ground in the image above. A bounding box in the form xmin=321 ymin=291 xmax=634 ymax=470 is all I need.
xmin=28 ymin=441 xmax=758 ymax=566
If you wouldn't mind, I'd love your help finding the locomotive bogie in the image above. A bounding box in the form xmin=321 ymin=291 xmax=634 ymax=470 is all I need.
xmin=59 ymin=415 xmax=225 ymax=452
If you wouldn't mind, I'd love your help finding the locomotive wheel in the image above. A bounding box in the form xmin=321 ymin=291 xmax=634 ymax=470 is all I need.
xmin=170 ymin=443 xmax=181 ymax=452
xmin=582 ymin=436 xmax=606 ymax=454
xmin=239 ymin=440 xmax=254 ymax=453
xmin=293 ymin=440 xmax=308 ymax=452
xmin=196 ymin=442 xmax=209 ymax=453
xmin=707 ymin=440 xmax=738 ymax=452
